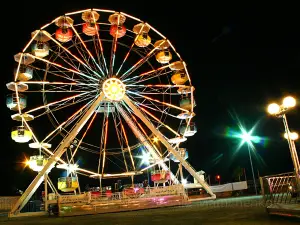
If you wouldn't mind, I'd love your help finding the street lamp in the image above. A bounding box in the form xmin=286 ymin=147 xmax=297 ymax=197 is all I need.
xmin=267 ymin=96 xmax=300 ymax=180
xmin=238 ymin=129 xmax=258 ymax=195
xmin=284 ymin=132 xmax=299 ymax=141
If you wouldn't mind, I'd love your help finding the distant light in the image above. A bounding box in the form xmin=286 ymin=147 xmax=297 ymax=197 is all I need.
xmin=181 ymin=178 xmax=187 ymax=185
xmin=241 ymin=132 xmax=252 ymax=143
xmin=137 ymin=150 xmax=152 ymax=166
xmin=267 ymin=103 xmax=280 ymax=115
xmin=284 ymin=132 xmax=299 ymax=141
xmin=216 ymin=175 xmax=220 ymax=180
xmin=282 ymin=96 xmax=296 ymax=108
xmin=153 ymin=137 xmax=159 ymax=143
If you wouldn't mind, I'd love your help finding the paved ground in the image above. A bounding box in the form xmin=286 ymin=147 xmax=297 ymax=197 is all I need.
xmin=0 ymin=196 xmax=299 ymax=225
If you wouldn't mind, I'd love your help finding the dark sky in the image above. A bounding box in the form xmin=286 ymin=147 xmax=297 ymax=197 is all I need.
xmin=1 ymin=2 xmax=300 ymax=195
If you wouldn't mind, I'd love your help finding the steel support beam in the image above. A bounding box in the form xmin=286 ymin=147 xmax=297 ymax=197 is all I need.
xmin=9 ymin=93 xmax=104 ymax=217
xmin=123 ymin=95 xmax=215 ymax=197
xmin=116 ymin=104 xmax=179 ymax=184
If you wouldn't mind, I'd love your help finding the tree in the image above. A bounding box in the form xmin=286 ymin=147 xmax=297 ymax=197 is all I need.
xmin=233 ymin=166 xmax=244 ymax=182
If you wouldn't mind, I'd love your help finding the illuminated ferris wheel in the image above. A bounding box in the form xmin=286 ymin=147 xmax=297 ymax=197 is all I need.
xmin=6 ymin=8 xmax=214 ymax=213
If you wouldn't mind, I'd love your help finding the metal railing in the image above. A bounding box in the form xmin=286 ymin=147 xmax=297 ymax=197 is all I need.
xmin=260 ymin=172 xmax=300 ymax=205
xmin=58 ymin=184 xmax=186 ymax=205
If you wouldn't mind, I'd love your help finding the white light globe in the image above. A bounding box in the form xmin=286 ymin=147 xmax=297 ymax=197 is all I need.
xmin=282 ymin=96 xmax=296 ymax=108
xmin=267 ymin=103 xmax=280 ymax=115
xmin=284 ymin=132 xmax=299 ymax=141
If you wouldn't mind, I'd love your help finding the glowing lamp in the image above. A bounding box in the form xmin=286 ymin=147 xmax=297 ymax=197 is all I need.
xmin=282 ymin=96 xmax=296 ymax=108
xmin=153 ymin=137 xmax=159 ymax=143
xmin=284 ymin=132 xmax=299 ymax=141
xmin=267 ymin=103 xmax=280 ymax=115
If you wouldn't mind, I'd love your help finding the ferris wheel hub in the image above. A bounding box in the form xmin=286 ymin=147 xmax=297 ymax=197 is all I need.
xmin=102 ymin=78 xmax=126 ymax=101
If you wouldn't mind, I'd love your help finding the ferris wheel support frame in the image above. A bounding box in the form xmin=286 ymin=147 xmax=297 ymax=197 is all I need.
xmin=9 ymin=93 xmax=105 ymax=217
xmin=116 ymin=104 xmax=179 ymax=184
xmin=123 ymin=95 xmax=216 ymax=198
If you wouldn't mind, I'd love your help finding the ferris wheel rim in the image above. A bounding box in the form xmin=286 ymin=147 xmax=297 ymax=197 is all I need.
xmin=9 ymin=8 xmax=196 ymax=182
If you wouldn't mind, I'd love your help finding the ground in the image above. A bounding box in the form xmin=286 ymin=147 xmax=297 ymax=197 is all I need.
xmin=0 ymin=196 xmax=299 ymax=225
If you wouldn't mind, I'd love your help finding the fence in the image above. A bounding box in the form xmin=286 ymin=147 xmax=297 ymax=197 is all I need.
xmin=260 ymin=172 xmax=300 ymax=205
xmin=0 ymin=196 xmax=19 ymax=212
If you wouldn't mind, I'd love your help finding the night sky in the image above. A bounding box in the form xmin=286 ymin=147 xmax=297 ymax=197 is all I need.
xmin=1 ymin=2 xmax=300 ymax=195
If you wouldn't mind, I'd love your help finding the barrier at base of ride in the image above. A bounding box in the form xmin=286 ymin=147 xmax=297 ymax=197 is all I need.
xmin=260 ymin=172 xmax=300 ymax=218
xmin=0 ymin=196 xmax=19 ymax=211
xmin=57 ymin=185 xmax=189 ymax=216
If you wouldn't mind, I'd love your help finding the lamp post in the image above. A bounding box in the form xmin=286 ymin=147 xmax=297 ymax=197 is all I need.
xmin=284 ymin=132 xmax=300 ymax=176
xmin=267 ymin=96 xmax=300 ymax=182
xmin=239 ymin=131 xmax=258 ymax=195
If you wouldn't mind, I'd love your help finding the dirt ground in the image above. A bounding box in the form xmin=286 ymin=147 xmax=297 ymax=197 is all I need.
xmin=0 ymin=196 xmax=299 ymax=225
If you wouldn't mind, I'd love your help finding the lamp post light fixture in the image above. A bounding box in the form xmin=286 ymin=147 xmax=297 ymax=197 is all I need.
xmin=267 ymin=96 xmax=300 ymax=183
xmin=284 ymin=132 xmax=299 ymax=141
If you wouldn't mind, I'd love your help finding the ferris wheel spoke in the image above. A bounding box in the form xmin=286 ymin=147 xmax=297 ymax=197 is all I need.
xmin=70 ymin=24 xmax=105 ymax=76
xmin=108 ymin=14 xmax=125 ymax=77
xmin=115 ymin=23 xmax=147 ymax=76
xmin=35 ymin=94 xmax=95 ymax=119
xmin=30 ymin=64 xmax=91 ymax=84
xmin=71 ymin=40 xmax=98 ymax=74
xmin=28 ymin=53 xmax=99 ymax=82
xmin=50 ymin=47 xmax=92 ymax=78
xmin=138 ymin=106 xmax=180 ymax=137
xmin=127 ymin=84 xmax=190 ymax=89
xmin=41 ymin=98 xmax=95 ymax=142
xmin=92 ymin=13 xmax=109 ymax=74
xmin=127 ymin=91 xmax=189 ymax=113
xmin=119 ymin=47 xmax=157 ymax=80
xmin=135 ymin=70 xmax=173 ymax=85
xmin=24 ymin=92 xmax=90 ymax=115
xmin=92 ymin=36 xmax=107 ymax=75
xmin=134 ymin=101 xmax=179 ymax=119
xmin=44 ymin=32 xmax=101 ymax=78
xmin=70 ymin=111 xmax=98 ymax=161
xmin=127 ymin=100 xmax=165 ymax=132
xmin=19 ymin=81 xmax=96 ymax=92
xmin=120 ymin=40 xmax=169 ymax=80
xmin=123 ymin=64 xmax=172 ymax=83
xmin=126 ymin=93 xmax=162 ymax=113
xmin=40 ymin=84 xmax=95 ymax=93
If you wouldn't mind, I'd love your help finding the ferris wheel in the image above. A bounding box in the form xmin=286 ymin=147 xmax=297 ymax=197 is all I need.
xmin=6 ymin=8 xmax=215 ymax=214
